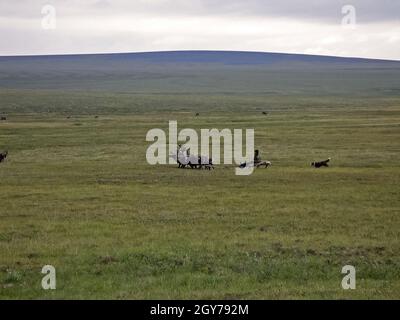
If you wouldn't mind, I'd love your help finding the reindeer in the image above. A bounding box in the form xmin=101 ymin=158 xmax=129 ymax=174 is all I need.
xmin=239 ymin=160 xmax=271 ymax=169
xmin=311 ymin=158 xmax=331 ymax=168
xmin=173 ymin=149 xmax=214 ymax=170
xmin=0 ymin=151 xmax=8 ymax=163
xmin=197 ymin=155 xmax=214 ymax=170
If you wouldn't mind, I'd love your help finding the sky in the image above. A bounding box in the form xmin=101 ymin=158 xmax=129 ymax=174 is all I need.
xmin=0 ymin=0 xmax=399 ymax=60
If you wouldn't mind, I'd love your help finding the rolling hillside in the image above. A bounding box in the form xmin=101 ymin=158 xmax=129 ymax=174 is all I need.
xmin=0 ymin=51 xmax=399 ymax=95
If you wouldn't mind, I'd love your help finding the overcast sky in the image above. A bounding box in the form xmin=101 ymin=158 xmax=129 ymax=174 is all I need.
xmin=0 ymin=0 xmax=399 ymax=59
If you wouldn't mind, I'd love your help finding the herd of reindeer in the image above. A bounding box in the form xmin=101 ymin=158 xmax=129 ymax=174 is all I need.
xmin=0 ymin=150 xmax=331 ymax=169
xmin=171 ymin=147 xmax=331 ymax=170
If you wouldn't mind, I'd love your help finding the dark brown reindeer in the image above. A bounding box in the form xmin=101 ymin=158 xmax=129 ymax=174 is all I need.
xmin=311 ymin=158 xmax=331 ymax=168
xmin=0 ymin=151 xmax=8 ymax=163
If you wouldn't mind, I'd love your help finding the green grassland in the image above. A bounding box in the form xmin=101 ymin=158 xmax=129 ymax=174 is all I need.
xmin=0 ymin=89 xmax=399 ymax=299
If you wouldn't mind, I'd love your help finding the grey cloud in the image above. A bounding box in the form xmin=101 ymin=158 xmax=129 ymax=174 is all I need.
xmin=0 ymin=0 xmax=399 ymax=58
xmin=198 ymin=0 xmax=400 ymax=23
xmin=1 ymin=0 xmax=398 ymax=23
xmin=85 ymin=0 xmax=400 ymax=23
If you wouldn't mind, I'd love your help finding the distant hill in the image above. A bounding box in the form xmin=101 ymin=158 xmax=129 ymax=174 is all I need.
xmin=0 ymin=51 xmax=399 ymax=95
xmin=1 ymin=50 xmax=399 ymax=64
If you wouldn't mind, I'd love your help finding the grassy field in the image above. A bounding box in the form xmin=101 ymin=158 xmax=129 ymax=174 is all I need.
xmin=0 ymin=89 xmax=399 ymax=299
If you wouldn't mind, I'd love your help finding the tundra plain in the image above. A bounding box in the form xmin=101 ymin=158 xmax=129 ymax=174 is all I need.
xmin=0 ymin=52 xmax=399 ymax=299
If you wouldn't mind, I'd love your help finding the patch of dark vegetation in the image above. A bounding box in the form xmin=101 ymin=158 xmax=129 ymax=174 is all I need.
xmin=98 ymin=255 xmax=119 ymax=265
xmin=222 ymin=293 xmax=252 ymax=299
xmin=121 ymin=252 xmax=186 ymax=276
xmin=0 ymin=233 xmax=12 ymax=242
xmin=3 ymin=270 xmax=22 ymax=284
xmin=327 ymin=245 xmax=388 ymax=258
xmin=306 ymin=249 xmax=317 ymax=255
xmin=27 ymin=253 xmax=39 ymax=259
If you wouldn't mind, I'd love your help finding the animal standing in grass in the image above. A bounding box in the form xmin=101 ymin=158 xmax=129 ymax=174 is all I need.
xmin=0 ymin=151 xmax=8 ymax=163
xmin=311 ymin=158 xmax=331 ymax=168
xmin=239 ymin=149 xmax=271 ymax=169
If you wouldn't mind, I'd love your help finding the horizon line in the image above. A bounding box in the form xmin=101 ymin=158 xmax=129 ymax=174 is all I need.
xmin=0 ymin=49 xmax=399 ymax=62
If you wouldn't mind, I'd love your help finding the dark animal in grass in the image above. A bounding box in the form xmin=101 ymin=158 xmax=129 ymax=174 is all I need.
xmin=195 ymin=113 xmax=200 ymax=116
xmin=240 ymin=149 xmax=271 ymax=169
xmin=311 ymin=158 xmax=331 ymax=168
xmin=198 ymin=156 xmax=214 ymax=170
xmin=173 ymin=150 xmax=213 ymax=170
xmin=1 ymin=116 xmax=6 ymax=121
xmin=174 ymin=146 xmax=188 ymax=168
xmin=262 ymin=111 xmax=268 ymax=115
xmin=0 ymin=151 xmax=8 ymax=163
xmin=186 ymin=155 xmax=213 ymax=170
xmin=176 ymin=154 xmax=186 ymax=168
